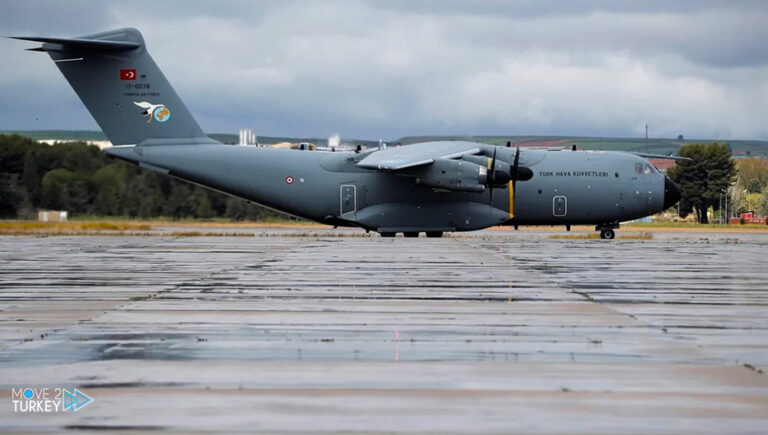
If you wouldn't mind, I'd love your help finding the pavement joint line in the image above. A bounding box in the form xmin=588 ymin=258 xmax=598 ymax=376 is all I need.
xmin=107 ymin=237 xmax=310 ymax=310
xmin=459 ymin=239 xmax=733 ymax=362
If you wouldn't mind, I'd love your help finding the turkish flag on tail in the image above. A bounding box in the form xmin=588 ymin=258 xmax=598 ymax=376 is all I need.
xmin=120 ymin=69 xmax=136 ymax=80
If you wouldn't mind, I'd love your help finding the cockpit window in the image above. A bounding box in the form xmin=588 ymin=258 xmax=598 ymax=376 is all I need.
xmin=635 ymin=162 xmax=657 ymax=175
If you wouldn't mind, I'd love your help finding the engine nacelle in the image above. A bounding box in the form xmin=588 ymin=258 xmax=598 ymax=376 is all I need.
xmin=406 ymin=158 xmax=487 ymax=192
xmin=461 ymin=155 xmax=512 ymax=186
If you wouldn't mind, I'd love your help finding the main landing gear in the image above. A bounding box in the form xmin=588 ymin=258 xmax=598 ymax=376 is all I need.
xmin=378 ymin=231 xmax=444 ymax=238
xmin=596 ymin=223 xmax=619 ymax=240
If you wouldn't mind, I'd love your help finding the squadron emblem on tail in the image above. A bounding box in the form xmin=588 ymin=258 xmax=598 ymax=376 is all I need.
xmin=134 ymin=101 xmax=170 ymax=123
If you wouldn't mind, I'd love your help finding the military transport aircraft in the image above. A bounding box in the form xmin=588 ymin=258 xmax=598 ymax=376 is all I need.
xmin=13 ymin=28 xmax=681 ymax=239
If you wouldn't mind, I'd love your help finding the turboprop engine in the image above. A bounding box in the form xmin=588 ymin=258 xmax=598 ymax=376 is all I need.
xmin=406 ymin=158 xmax=488 ymax=192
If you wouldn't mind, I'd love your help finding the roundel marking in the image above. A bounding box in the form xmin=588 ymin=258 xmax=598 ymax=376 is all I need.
xmin=285 ymin=176 xmax=295 ymax=184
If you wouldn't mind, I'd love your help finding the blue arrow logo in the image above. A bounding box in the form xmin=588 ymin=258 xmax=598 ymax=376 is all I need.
xmin=63 ymin=388 xmax=94 ymax=411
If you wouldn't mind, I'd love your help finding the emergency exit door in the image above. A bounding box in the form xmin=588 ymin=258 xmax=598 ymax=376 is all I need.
xmin=553 ymin=196 xmax=567 ymax=216
xmin=340 ymin=185 xmax=356 ymax=215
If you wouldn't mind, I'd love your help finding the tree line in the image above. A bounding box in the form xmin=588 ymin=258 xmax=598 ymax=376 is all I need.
xmin=0 ymin=134 xmax=281 ymax=220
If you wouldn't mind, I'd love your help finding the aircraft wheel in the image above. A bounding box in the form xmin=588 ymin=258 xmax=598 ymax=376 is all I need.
xmin=425 ymin=231 xmax=443 ymax=238
xmin=380 ymin=232 xmax=396 ymax=237
xmin=403 ymin=232 xmax=419 ymax=238
xmin=600 ymin=229 xmax=615 ymax=240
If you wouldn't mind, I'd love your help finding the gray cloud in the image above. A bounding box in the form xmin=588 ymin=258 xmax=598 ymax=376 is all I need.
xmin=1 ymin=0 xmax=767 ymax=140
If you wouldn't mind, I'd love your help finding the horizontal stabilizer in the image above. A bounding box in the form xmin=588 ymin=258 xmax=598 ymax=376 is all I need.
xmin=9 ymin=36 xmax=140 ymax=51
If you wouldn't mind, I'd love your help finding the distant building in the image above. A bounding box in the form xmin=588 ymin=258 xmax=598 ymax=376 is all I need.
xmin=328 ymin=134 xmax=341 ymax=151
xmin=322 ymin=133 xmax=357 ymax=152
xmin=38 ymin=210 xmax=67 ymax=222
xmin=729 ymin=212 xmax=768 ymax=225
xmin=238 ymin=129 xmax=258 ymax=146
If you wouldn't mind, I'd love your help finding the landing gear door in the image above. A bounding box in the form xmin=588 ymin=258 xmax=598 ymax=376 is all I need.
xmin=340 ymin=184 xmax=356 ymax=216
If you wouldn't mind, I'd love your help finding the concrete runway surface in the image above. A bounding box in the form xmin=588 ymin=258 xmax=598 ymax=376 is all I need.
xmin=1 ymin=229 xmax=767 ymax=433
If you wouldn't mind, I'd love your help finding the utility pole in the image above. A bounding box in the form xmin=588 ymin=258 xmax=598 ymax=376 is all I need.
xmin=645 ymin=123 xmax=648 ymax=154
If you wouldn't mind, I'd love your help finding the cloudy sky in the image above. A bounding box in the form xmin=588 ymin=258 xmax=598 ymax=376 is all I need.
xmin=1 ymin=0 xmax=767 ymax=140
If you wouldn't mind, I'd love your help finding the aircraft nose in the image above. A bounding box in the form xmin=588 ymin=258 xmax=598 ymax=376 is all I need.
xmin=663 ymin=176 xmax=681 ymax=209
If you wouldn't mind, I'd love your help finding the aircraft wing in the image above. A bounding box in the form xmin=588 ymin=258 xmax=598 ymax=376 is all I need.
xmin=631 ymin=152 xmax=691 ymax=161
xmin=356 ymin=141 xmax=481 ymax=170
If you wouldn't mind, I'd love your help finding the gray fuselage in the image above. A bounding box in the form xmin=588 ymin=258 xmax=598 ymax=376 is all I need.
xmin=108 ymin=142 xmax=670 ymax=233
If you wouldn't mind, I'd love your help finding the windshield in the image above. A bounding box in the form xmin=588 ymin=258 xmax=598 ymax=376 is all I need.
xmin=635 ymin=162 xmax=657 ymax=175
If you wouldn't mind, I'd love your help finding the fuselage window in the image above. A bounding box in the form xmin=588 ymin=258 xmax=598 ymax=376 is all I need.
xmin=643 ymin=164 xmax=656 ymax=174
xmin=634 ymin=163 xmax=643 ymax=174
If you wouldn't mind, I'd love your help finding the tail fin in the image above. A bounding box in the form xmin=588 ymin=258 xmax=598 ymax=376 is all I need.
xmin=13 ymin=28 xmax=216 ymax=145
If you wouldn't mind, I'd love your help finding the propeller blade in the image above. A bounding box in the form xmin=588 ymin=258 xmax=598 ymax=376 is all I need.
xmin=489 ymin=183 xmax=493 ymax=206
xmin=510 ymin=145 xmax=533 ymax=181
xmin=512 ymin=144 xmax=520 ymax=176
xmin=490 ymin=146 xmax=497 ymax=181
xmin=489 ymin=146 xmax=497 ymax=206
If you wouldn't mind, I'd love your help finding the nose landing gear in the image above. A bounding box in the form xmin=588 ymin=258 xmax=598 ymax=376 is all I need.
xmin=596 ymin=223 xmax=619 ymax=240
xmin=599 ymin=229 xmax=615 ymax=239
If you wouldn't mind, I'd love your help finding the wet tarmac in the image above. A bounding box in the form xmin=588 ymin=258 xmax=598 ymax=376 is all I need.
xmin=1 ymin=229 xmax=767 ymax=432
